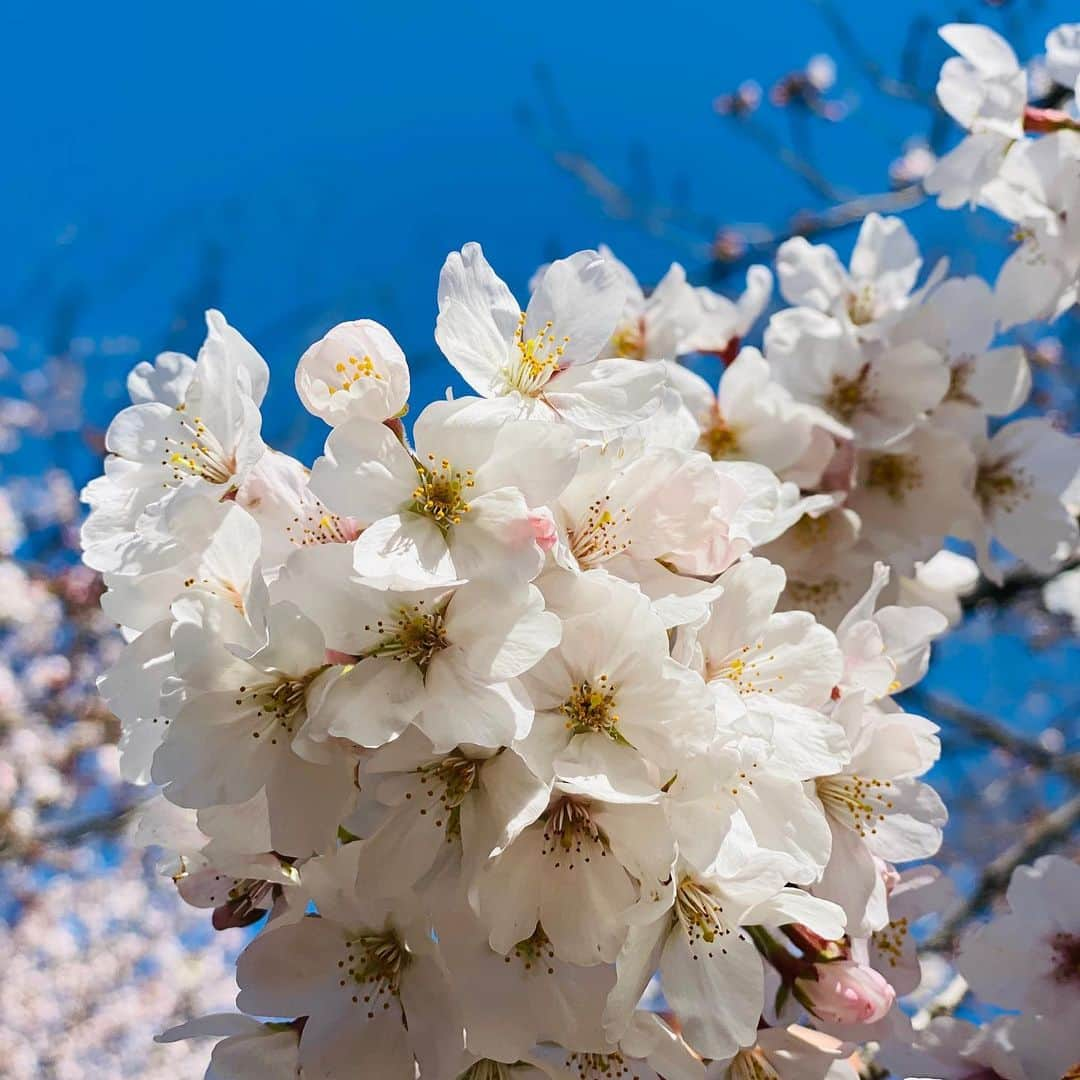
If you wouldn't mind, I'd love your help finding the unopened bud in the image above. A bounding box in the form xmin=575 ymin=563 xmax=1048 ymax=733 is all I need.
xmin=796 ymin=960 xmax=895 ymax=1024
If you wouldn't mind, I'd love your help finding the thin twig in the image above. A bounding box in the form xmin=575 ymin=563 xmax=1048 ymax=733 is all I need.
xmin=0 ymin=801 xmax=144 ymax=863
xmin=923 ymin=792 xmax=1080 ymax=952
xmin=961 ymin=554 xmax=1080 ymax=610
xmin=906 ymin=690 xmax=1080 ymax=783
xmin=810 ymin=0 xmax=940 ymax=107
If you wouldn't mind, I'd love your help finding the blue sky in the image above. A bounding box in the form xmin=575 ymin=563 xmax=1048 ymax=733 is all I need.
xmin=4 ymin=0 xmax=1075 ymax=407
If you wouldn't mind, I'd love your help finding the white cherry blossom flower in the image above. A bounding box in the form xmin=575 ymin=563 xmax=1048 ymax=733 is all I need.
xmin=985 ymin=131 xmax=1080 ymax=328
xmin=434 ymin=892 xmax=618 ymax=1063
xmin=958 ymin=854 xmax=1080 ymax=1022
xmin=82 ymin=310 xmax=268 ymax=575
xmin=604 ymin=826 xmax=844 ymax=1061
xmin=350 ymin=730 xmax=549 ymax=898
xmin=518 ymin=569 xmax=715 ymax=777
xmin=601 ymin=247 xmax=702 ymax=361
xmin=151 ymin=598 xmax=357 ymax=856
xmin=962 ymin=417 xmax=1080 ymax=582
xmin=296 ymin=318 xmax=410 ymax=426
xmin=765 ymin=308 xmax=949 ymax=448
xmin=705 ymin=1025 xmax=858 ymax=1080
xmin=156 ymin=1014 xmax=301 ymax=1080
xmin=274 ymin=547 xmax=560 ymax=752
xmin=235 ymin=847 xmax=460 ymax=1079
xmin=472 ymin=741 xmax=675 ymax=967
xmin=925 ymin=25 xmax=1027 ymax=208
xmin=310 ymin=396 xmax=578 ymax=587
xmin=680 ymin=265 xmax=774 ymax=357
xmin=812 ymin=693 xmax=946 ymax=935
xmin=846 ymin=423 xmax=978 ymax=573
xmin=1046 ymin=23 xmax=1080 ymax=93
xmin=530 ymin=1011 xmax=706 ymax=1080
xmin=776 ymin=214 xmax=943 ymax=338
xmin=436 ymin=243 xmax=666 ymax=430
xmin=675 ymin=556 xmax=850 ymax=780
xmin=898 ymin=275 xmax=1030 ymax=418
xmin=668 ymin=348 xmax=840 ymax=484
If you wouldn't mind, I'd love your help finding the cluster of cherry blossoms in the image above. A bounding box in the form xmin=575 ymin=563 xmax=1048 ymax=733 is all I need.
xmin=0 ymin=478 xmax=123 ymax=856
xmin=78 ymin=19 xmax=1080 ymax=1080
xmin=1 ymin=845 xmax=244 ymax=1079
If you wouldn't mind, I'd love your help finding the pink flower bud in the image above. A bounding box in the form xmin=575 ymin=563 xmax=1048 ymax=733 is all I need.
xmin=528 ymin=508 xmax=558 ymax=552
xmin=325 ymin=648 xmax=358 ymax=665
xmin=797 ymin=960 xmax=895 ymax=1025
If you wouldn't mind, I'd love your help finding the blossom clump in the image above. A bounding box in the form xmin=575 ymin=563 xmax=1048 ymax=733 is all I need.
xmin=77 ymin=19 xmax=1080 ymax=1078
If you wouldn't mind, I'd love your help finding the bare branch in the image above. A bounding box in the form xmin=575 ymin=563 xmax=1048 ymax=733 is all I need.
xmin=961 ymin=554 xmax=1080 ymax=611
xmin=810 ymin=0 xmax=939 ymax=107
xmin=906 ymin=689 xmax=1080 ymax=783
xmin=0 ymin=801 xmax=143 ymax=863
xmin=923 ymin=792 xmax=1080 ymax=952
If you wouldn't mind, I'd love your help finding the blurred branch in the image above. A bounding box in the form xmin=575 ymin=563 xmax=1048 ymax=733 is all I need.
xmin=731 ymin=114 xmax=851 ymax=202
xmin=923 ymin=791 xmax=1080 ymax=952
xmin=961 ymin=554 xmax=1080 ymax=610
xmin=810 ymin=0 xmax=939 ymax=107
xmin=708 ymin=183 xmax=925 ymax=272
xmin=1 ymin=801 xmax=142 ymax=863
xmin=907 ymin=690 xmax=1080 ymax=783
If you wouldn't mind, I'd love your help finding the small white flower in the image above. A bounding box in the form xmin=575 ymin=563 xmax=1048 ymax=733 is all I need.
xmin=436 ymin=243 xmax=666 ymax=430
xmin=310 ymin=396 xmax=578 ymax=587
xmin=958 ymin=854 xmax=1080 ymax=1021
xmin=296 ymin=319 xmax=410 ymax=426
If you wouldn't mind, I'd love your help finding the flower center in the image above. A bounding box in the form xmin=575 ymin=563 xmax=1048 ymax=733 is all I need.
xmin=945 ymin=358 xmax=978 ymax=405
xmin=564 ymin=1052 xmax=632 ymax=1079
xmin=1050 ymin=931 xmax=1080 ymax=986
xmin=975 ymin=459 xmax=1030 ymax=513
xmin=824 ymin=363 xmax=874 ymax=422
xmin=541 ymin=797 xmax=607 ymax=868
xmin=785 ymin=577 xmax=841 ymax=617
xmin=789 ymin=512 xmax=832 ymax=548
xmin=816 ymin=774 xmax=895 ymax=838
xmin=164 ymin=409 xmax=236 ymax=486
xmin=235 ymin=669 xmax=325 ymax=744
xmin=458 ymin=1063 xmax=514 ymax=1080
xmin=701 ymin=408 xmax=741 ymax=459
xmin=362 ymin=600 xmax=450 ymax=674
xmin=411 ymin=454 xmax=474 ymax=529
xmin=611 ymin=316 xmax=646 ymax=360
xmin=730 ymin=1048 xmax=782 ymax=1080
xmin=416 ymin=751 xmax=481 ymax=841
xmin=865 ymin=451 xmax=923 ymax=503
xmin=568 ymin=495 xmax=632 ymax=567
xmin=872 ymin=916 xmax=910 ymax=970
xmin=559 ymin=676 xmax=622 ymax=739
xmin=326 ymin=353 xmax=383 ymax=395
xmin=340 ymin=929 xmax=408 ymax=1019
xmin=706 ymin=641 xmax=773 ymax=695
xmin=675 ymin=876 xmax=731 ymax=952
xmin=289 ymin=512 xmax=361 ymax=547
xmin=507 ymin=924 xmax=557 ymax=975
xmin=505 ymin=312 xmax=568 ymax=395
xmin=846 ymin=284 xmax=877 ymax=326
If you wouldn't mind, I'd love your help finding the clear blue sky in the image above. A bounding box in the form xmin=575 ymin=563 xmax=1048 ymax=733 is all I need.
xmin=3 ymin=0 xmax=1075 ymax=420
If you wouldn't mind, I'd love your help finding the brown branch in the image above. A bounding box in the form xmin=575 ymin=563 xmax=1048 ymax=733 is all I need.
xmin=906 ymin=690 xmax=1080 ymax=784
xmin=0 ymin=801 xmax=143 ymax=863
xmin=810 ymin=0 xmax=939 ymax=107
xmin=961 ymin=554 xmax=1080 ymax=611
xmin=923 ymin=792 xmax=1080 ymax=952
